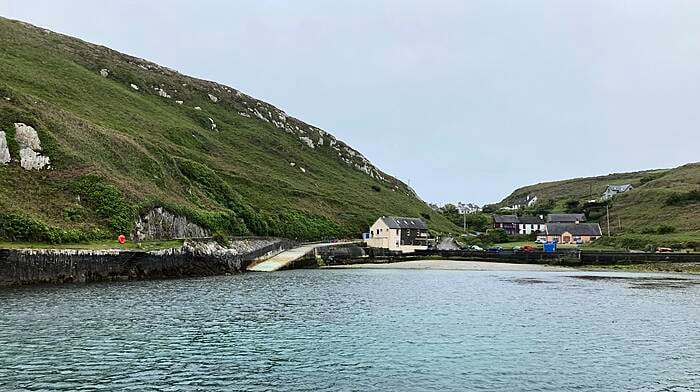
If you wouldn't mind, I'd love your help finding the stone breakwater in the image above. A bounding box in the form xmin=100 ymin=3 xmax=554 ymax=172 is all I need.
xmin=0 ymin=238 xmax=293 ymax=286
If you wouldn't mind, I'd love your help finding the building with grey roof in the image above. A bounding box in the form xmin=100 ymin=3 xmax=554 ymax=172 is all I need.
xmin=366 ymin=216 xmax=430 ymax=253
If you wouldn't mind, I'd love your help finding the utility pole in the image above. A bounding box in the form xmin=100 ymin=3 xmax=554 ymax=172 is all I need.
xmin=606 ymin=204 xmax=611 ymax=237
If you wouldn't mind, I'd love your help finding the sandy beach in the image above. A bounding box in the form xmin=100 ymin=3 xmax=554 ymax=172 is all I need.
xmin=324 ymin=259 xmax=576 ymax=272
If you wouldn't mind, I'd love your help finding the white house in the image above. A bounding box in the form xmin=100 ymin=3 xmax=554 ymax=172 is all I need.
xmin=517 ymin=216 xmax=546 ymax=235
xmin=602 ymin=184 xmax=633 ymax=200
xmin=366 ymin=216 xmax=430 ymax=253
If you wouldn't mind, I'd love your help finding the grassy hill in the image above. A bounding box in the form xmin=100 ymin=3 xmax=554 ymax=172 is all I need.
xmin=496 ymin=163 xmax=700 ymax=248
xmin=0 ymin=17 xmax=456 ymax=243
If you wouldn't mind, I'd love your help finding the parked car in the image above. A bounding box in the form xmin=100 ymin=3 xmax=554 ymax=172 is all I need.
xmin=512 ymin=246 xmax=522 ymax=251
xmin=468 ymin=245 xmax=484 ymax=251
xmin=535 ymin=239 xmax=546 ymax=244
xmin=521 ymin=245 xmax=535 ymax=253
xmin=656 ymin=247 xmax=673 ymax=253
xmin=487 ymin=246 xmax=502 ymax=253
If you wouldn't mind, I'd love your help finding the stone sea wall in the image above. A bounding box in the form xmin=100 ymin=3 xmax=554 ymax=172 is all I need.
xmin=0 ymin=238 xmax=293 ymax=286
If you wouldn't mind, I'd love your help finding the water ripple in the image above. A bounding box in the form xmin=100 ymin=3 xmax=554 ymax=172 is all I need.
xmin=0 ymin=269 xmax=698 ymax=391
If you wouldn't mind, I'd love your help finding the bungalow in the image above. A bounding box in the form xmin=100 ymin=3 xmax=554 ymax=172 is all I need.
xmin=503 ymin=194 xmax=538 ymax=210
xmin=493 ymin=215 xmax=520 ymax=235
xmin=543 ymin=222 xmax=602 ymax=244
xmin=366 ymin=216 xmax=430 ymax=253
xmin=602 ymin=184 xmax=633 ymax=200
xmin=547 ymin=213 xmax=586 ymax=223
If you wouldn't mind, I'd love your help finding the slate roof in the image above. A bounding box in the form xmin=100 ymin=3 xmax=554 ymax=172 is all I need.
xmin=606 ymin=184 xmax=633 ymax=192
xmin=493 ymin=215 xmax=519 ymax=224
xmin=546 ymin=223 xmax=602 ymax=236
xmin=518 ymin=216 xmax=545 ymax=224
xmin=547 ymin=213 xmax=586 ymax=223
xmin=380 ymin=216 xmax=428 ymax=230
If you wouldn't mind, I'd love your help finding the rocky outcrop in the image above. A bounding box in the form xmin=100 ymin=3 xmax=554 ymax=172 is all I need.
xmin=14 ymin=123 xmax=50 ymax=170
xmin=133 ymin=207 xmax=210 ymax=241
xmin=0 ymin=131 xmax=10 ymax=164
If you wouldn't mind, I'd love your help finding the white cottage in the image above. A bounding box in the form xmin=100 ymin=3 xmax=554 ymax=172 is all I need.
xmin=366 ymin=216 xmax=430 ymax=253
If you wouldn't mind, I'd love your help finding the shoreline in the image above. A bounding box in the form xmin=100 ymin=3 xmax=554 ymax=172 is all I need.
xmin=324 ymin=259 xmax=700 ymax=274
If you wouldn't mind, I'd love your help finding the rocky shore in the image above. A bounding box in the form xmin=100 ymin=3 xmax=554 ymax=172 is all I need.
xmin=0 ymin=238 xmax=293 ymax=286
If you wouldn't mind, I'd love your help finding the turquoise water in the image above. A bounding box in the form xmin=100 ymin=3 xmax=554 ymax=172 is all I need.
xmin=1 ymin=268 xmax=699 ymax=391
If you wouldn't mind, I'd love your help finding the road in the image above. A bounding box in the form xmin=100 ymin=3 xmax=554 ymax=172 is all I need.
xmin=436 ymin=236 xmax=460 ymax=251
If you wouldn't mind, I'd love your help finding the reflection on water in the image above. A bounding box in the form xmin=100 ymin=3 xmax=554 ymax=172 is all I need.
xmin=1 ymin=269 xmax=699 ymax=391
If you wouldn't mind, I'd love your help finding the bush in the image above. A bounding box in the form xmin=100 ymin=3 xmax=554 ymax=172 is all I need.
xmin=666 ymin=190 xmax=700 ymax=206
xmin=656 ymin=225 xmax=677 ymax=234
xmin=0 ymin=212 xmax=108 ymax=243
xmin=71 ymin=176 xmax=135 ymax=234
xmin=371 ymin=185 xmax=381 ymax=192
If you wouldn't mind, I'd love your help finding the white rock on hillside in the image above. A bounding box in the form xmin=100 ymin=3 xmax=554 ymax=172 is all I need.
xmin=208 ymin=94 xmax=218 ymax=103
xmin=194 ymin=106 xmax=201 ymax=110
xmin=157 ymin=88 xmax=171 ymax=98
xmin=299 ymin=136 xmax=315 ymax=149
xmin=208 ymin=117 xmax=217 ymax=131
xmin=100 ymin=68 xmax=109 ymax=77
xmin=175 ymin=100 xmax=183 ymax=105
xmin=0 ymin=131 xmax=10 ymax=164
xmin=14 ymin=123 xmax=50 ymax=170
xmin=130 ymin=83 xmax=139 ymax=90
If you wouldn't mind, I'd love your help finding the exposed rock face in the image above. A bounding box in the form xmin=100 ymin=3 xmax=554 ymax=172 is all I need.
xmin=0 ymin=131 xmax=10 ymax=164
xmin=133 ymin=207 xmax=210 ymax=241
xmin=14 ymin=123 xmax=50 ymax=170
xmin=99 ymin=68 xmax=109 ymax=77
xmin=208 ymin=93 xmax=218 ymax=103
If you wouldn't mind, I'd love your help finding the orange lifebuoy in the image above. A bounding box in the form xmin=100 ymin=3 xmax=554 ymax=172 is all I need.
xmin=118 ymin=234 xmax=126 ymax=244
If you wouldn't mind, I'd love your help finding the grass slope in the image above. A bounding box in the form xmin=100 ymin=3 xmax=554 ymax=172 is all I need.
xmin=497 ymin=163 xmax=700 ymax=239
xmin=0 ymin=17 xmax=456 ymax=242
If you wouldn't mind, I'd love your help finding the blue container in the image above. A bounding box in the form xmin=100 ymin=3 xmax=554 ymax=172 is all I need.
xmin=543 ymin=242 xmax=557 ymax=253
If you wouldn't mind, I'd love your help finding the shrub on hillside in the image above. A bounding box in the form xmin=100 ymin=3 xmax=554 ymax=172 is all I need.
xmin=666 ymin=190 xmax=700 ymax=206
xmin=71 ymin=176 xmax=135 ymax=235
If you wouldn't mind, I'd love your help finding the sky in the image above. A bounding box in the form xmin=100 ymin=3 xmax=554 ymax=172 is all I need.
xmin=1 ymin=0 xmax=699 ymax=205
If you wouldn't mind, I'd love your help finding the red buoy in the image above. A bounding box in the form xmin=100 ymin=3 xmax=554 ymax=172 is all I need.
xmin=118 ymin=234 xmax=126 ymax=244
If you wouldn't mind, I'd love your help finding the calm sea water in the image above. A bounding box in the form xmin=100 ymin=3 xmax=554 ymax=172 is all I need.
xmin=0 ymin=268 xmax=699 ymax=391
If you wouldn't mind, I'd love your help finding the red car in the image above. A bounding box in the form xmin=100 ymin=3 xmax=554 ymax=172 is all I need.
xmin=520 ymin=245 xmax=535 ymax=253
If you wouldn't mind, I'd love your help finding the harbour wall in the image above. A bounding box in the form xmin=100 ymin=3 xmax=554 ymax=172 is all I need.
xmin=0 ymin=237 xmax=294 ymax=286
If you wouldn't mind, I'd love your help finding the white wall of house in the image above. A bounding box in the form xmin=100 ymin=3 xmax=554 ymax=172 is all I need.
xmin=518 ymin=223 xmax=545 ymax=235
xmin=367 ymin=219 xmax=400 ymax=251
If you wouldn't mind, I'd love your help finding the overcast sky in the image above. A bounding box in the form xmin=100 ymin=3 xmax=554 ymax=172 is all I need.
xmin=1 ymin=0 xmax=698 ymax=205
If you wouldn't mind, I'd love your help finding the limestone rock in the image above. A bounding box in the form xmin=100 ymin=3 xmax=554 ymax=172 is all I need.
xmin=0 ymin=131 xmax=10 ymax=164
xmin=208 ymin=93 xmax=218 ymax=103
xmin=14 ymin=123 xmax=50 ymax=170
xmin=157 ymin=88 xmax=171 ymax=98
xmin=299 ymin=136 xmax=315 ymax=149
xmin=99 ymin=68 xmax=109 ymax=77
xmin=130 ymin=83 xmax=139 ymax=90
xmin=194 ymin=106 xmax=201 ymax=110
xmin=133 ymin=207 xmax=210 ymax=241
xmin=175 ymin=100 xmax=184 ymax=105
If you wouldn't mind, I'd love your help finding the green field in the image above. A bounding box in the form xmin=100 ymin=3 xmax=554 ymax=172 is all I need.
xmin=0 ymin=17 xmax=456 ymax=244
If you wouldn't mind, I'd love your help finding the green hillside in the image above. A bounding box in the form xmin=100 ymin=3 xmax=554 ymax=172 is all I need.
xmin=496 ymin=163 xmax=700 ymax=246
xmin=0 ymin=17 xmax=455 ymax=243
